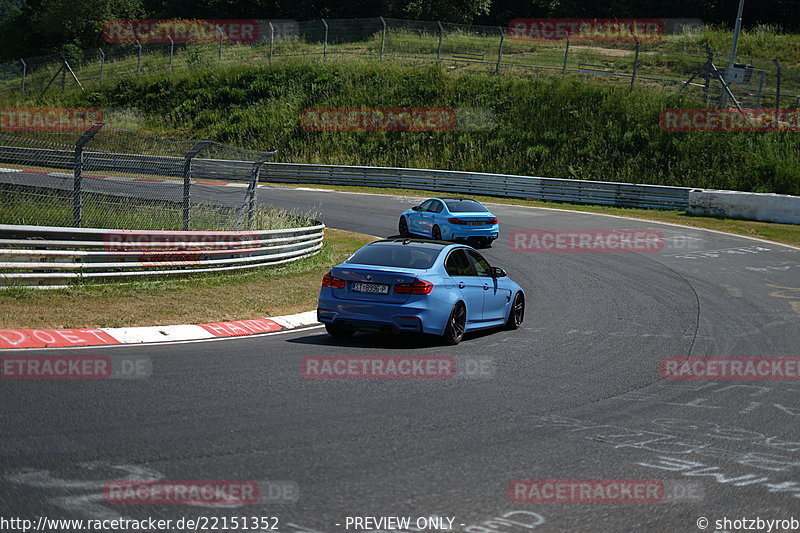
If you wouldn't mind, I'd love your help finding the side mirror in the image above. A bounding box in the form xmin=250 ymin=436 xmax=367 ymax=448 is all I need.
xmin=411 ymin=205 xmax=421 ymax=211
xmin=492 ymin=267 xmax=507 ymax=278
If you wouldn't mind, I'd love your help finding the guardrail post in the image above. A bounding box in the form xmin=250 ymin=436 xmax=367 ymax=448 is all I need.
xmin=136 ymin=39 xmax=142 ymax=74
xmin=269 ymin=22 xmax=274 ymax=63
xmin=379 ymin=17 xmax=386 ymax=59
xmin=773 ymin=59 xmax=782 ymax=110
xmin=321 ymin=19 xmax=328 ymax=60
xmin=629 ymin=37 xmax=640 ymax=90
xmin=437 ymin=21 xmax=443 ymax=61
xmin=168 ymin=36 xmax=174 ymax=72
xmin=20 ymin=59 xmax=26 ymax=91
xmin=182 ymin=140 xmax=210 ymax=231
xmin=495 ymin=26 xmax=504 ymax=74
xmin=98 ymin=48 xmax=105 ymax=80
xmin=74 ymin=123 xmax=104 ymax=227
xmin=562 ymin=33 xmax=570 ymax=74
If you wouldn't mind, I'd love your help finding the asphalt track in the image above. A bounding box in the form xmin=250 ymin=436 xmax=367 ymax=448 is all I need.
xmin=2 ymin=177 xmax=800 ymax=532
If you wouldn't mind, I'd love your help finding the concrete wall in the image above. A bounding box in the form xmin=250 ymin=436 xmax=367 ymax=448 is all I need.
xmin=689 ymin=189 xmax=800 ymax=225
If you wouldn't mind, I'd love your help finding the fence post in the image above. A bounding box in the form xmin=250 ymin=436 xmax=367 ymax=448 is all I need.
xmin=495 ymin=27 xmax=504 ymax=75
xmin=74 ymin=123 xmax=104 ymax=228
xmin=755 ymin=70 xmax=765 ymax=108
xmin=168 ymin=36 xmax=174 ymax=72
xmin=562 ymin=33 xmax=570 ymax=74
xmin=217 ymin=27 xmax=223 ymax=62
xmin=629 ymin=37 xmax=640 ymax=90
xmin=182 ymin=140 xmax=209 ymax=231
xmin=61 ymin=58 xmax=67 ymax=91
xmin=703 ymin=45 xmax=713 ymax=105
xmin=321 ymin=19 xmax=328 ymax=60
xmin=243 ymin=152 xmax=275 ymax=229
xmin=437 ymin=21 xmax=443 ymax=61
xmin=98 ymin=48 xmax=105 ymax=80
xmin=269 ymin=22 xmax=274 ymax=63
xmin=20 ymin=59 xmax=26 ymax=91
xmin=379 ymin=17 xmax=386 ymax=59
xmin=773 ymin=59 xmax=782 ymax=111
xmin=136 ymin=39 xmax=142 ymax=74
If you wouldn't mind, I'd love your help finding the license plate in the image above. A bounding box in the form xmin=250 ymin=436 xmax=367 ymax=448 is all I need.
xmin=352 ymin=282 xmax=389 ymax=294
xmin=468 ymin=221 xmax=484 ymax=226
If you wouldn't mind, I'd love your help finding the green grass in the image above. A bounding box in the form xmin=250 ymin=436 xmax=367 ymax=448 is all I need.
xmin=0 ymin=184 xmax=318 ymax=230
xmin=4 ymin=59 xmax=796 ymax=196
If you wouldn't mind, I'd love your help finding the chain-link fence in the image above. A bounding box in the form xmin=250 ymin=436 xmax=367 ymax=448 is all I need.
xmin=0 ymin=114 xmax=279 ymax=230
xmin=0 ymin=18 xmax=797 ymax=109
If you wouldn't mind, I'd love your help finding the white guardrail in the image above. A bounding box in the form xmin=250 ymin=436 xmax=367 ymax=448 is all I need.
xmin=1 ymin=145 xmax=798 ymax=224
xmin=0 ymin=223 xmax=325 ymax=288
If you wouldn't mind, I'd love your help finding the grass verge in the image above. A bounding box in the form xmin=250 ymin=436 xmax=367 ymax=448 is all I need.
xmin=268 ymin=182 xmax=800 ymax=247
xmin=0 ymin=228 xmax=374 ymax=329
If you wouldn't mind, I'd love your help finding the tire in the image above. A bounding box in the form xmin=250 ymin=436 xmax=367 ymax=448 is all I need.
xmin=399 ymin=216 xmax=409 ymax=237
xmin=506 ymin=292 xmax=525 ymax=330
xmin=442 ymin=302 xmax=466 ymax=345
xmin=325 ymin=323 xmax=354 ymax=338
xmin=432 ymin=225 xmax=442 ymax=241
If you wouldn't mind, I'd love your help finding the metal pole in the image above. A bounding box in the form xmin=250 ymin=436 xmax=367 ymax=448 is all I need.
xmin=60 ymin=59 xmax=66 ymax=91
xmin=437 ymin=21 xmax=443 ymax=61
xmin=182 ymin=140 xmax=209 ymax=231
xmin=630 ymin=37 xmax=640 ymax=90
xmin=562 ymin=33 xmax=570 ymax=74
xmin=721 ymin=0 xmax=746 ymax=106
xmin=74 ymin=123 xmax=103 ymax=227
xmin=20 ymin=59 xmax=26 ymax=91
xmin=245 ymin=153 xmax=274 ymax=229
xmin=168 ymin=36 xmax=174 ymax=72
xmin=136 ymin=39 xmax=142 ymax=73
xmin=755 ymin=70 xmax=765 ymax=108
xmin=703 ymin=45 xmax=713 ymax=105
xmin=773 ymin=59 xmax=781 ymax=111
xmin=269 ymin=22 xmax=274 ymax=63
xmin=217 ymin=27 xmax=223 ymax=62
xmin=321 ymin=19 xmax=328 ymax=60
xmin=379 ymin=17 xmax=386 ymax=59
xmin=495 ymin=27 xmax=504 ymax=75
xmin=98 ymin=48 xmax=105 ymax=80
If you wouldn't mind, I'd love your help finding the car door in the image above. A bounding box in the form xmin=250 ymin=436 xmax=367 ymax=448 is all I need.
xmin=466 ymin=249 xmax=510 ymax=321
xmin=444 ymin=248 xmax=485 ymax=324
xmin=409 ymin=200 xmax=433 ymax=234
xmin=426 ymin=199 xmax=444 ymax=237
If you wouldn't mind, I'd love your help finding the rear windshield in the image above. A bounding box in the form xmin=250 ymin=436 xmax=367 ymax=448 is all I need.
xmin=445 ymin=199 xmax=489 ymax=213
xmin=347 ymin=244 xmax=440 ymax=269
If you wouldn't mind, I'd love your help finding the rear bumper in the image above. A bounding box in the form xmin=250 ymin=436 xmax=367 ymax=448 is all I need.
xmin=446 ymin=225 xmax=499 ymax=240
xmin=317 ymin=293 xmax=447 ymax=335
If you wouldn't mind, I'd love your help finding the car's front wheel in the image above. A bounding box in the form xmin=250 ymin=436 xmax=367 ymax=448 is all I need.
xmin=399 ymin=216 xmax=409 ymax=237
xmin=506 ymin=292 xmax=525 ymax=330
xmin=442 ymin=302 xmax=466 ymax=345
xmin=325 ymin=323 xmax=354 ymax=339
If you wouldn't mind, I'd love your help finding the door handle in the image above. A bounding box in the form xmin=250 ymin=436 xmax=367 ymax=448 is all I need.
xmin=458 ymin=282 xmax=465 ymax=289
xmin=483 ymin=284 xmax=490 ymax=290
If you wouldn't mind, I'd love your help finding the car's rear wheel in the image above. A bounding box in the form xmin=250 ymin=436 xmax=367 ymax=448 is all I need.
xmin=432 ymin=225 xmax=442 ymax=240
xmin=399 ymin=216 xmax=409 ymax=237
xmin=506 ymin=292 xmax=525 ymax=330
xmin=325 ymin=323 xmax=354 ymax=338
xmin=442 ymin=302 xmax=466 ymax=345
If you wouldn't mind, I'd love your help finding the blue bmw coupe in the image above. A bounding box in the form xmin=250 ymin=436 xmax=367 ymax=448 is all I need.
xmin=317 ymin=239 xmax=525 ymax=345
xmin=399 ymin=198 xmax=499 ymax=247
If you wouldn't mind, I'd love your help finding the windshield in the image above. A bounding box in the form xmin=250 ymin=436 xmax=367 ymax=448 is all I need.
xmin=347 ymin=243 xmax=440 ymax=269
xmin=445 ymin=199 xmax=489 ymax=213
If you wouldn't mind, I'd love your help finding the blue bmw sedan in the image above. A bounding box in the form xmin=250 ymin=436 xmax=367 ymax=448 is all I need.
xmin=317 ymin=239 xmax=524 ymax=345
xmin=399 ymin=198 xmax=499 ymax=247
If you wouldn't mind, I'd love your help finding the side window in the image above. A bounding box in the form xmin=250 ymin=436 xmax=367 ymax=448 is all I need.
xmin=466 ymin=249 xmax=492 ymax=277
xmin=445 ymin=249 xmax=476 ymax=277
xmin=430 ymin=201 xmax=444 ymax=214
xmin=418 ymin=200 xmax=434 ymax=212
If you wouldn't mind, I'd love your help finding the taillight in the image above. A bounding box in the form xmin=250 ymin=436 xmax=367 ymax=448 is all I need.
xmin=488 ymin=217 xmax=498 ymax=224
xmin=395 ymin=279 xmax=434 ymax=295
xmin=447 ymin=218 xmax=468 ymax=224
xmin=322 ymin=272 xmax=345 ymax=288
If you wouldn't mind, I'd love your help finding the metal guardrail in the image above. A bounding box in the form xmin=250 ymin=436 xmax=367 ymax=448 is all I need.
xmin=0 ymin=223 xmax=325 ymax=288
xmin=0 ymin=145 xmax=692 ymax=210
